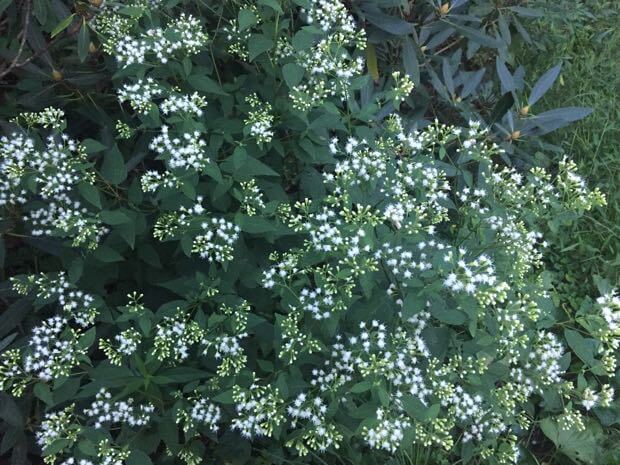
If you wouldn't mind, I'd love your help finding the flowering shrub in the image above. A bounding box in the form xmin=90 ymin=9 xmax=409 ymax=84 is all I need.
xmin=0 ymin=1 xmax=617 ymax=465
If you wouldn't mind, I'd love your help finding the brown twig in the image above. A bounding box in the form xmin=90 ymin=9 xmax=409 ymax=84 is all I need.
xmin=0 ymin=0 xmax=33 ymax=79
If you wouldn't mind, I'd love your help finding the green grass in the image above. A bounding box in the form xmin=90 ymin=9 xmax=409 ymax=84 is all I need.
xmin=518 ymin=0 xmax=620 ymax=296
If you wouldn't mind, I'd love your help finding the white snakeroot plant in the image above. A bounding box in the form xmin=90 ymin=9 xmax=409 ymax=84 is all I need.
xmin=0 ymin=2 xmax=615 ymax=465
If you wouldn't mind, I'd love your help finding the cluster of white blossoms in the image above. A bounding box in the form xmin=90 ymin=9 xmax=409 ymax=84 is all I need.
xmin=176 ymin=395 xmax=222 ymax=433
xmin=0 ymin=120 xmax=108 ymax=248
xmin=231 ymin=384 xmax=284 ymax=438
xmin=596 ymin=290 xmax=620 ymax=339
xmin=244 ymin=94 xmax=274 ymax=144
xmin=278 ymin=310 xmax=321 ymax=363
xmin=117 ymin=78 xmax=163 ymax=114
xmin=161 ymin=92 xmax=207 ymax=117
xmin=26 ymin=193 xmax=109 ymax=249
xmin=238 ymin=179 xmax=266 ymax=216
xmin=152 ymin=310 xmax=203 ymax=362
xmin=0 ymin=316 xmax=85 ymax=396
xmin=201 ymin=301 xmax=250 ymax=376
xmin=36 ymin=405 xmax=79 ymax=450
xmin=0 ymin=132 xmax=89 ymax=200
xmin=192 ymin=218 xmax=241 ymax=263
xmin=286 ymin=392 xmax=342 ymax=455
xmin=363 ymin=408 xmax=411 ymax=453
xmin=100 ymin=328 xmax=141 ymax=365
xmin=285 ymin=0 xmax=366 ymax=110
xmin=12 ymin=272 xmax=99 ymax=327
xmin=390 ymin=71 xmax=415 ymax=104
xmin=114 ymin=13 xmax=208 ymax=67
xmin=84 ymin=389 xmax=155 ymax=429
xmin=2 ymin=2 xmax=614 ymax=463
xmin=12 ymin=106 xmax=66 ymax=130
xmin=149 ymin=125 xmax=209 ymax=172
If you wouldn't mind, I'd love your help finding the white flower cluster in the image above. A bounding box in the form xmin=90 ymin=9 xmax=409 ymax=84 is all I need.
xmin=231 ymin=384 xmax=284 ymax=438
xmin=596 ymin=290 xmax=620 ymax=338
xmin=24 ymin=316 xmax=85 ymax=381
xmin=100 ymin=328 xmax=141 ymax=365
xmin=84 ymin=388 xmax=155 ymax=429
xmin=363 ymin=408 xmax=411 ymax=453
xmin=26 ymin=193 xmax=109 ymax=249
xmin=13 ymin=107 xmax=66 ymax=130
xmin=114 ymin=14 xmax=208 ymax=67
xmin=527 ymin=331 xmax=565 ymax=388
xmin=161 ymin=92 xmax=207 ymax=117
xmin=281 ymin=0 xmax=366 ymax=110
xmin=117 ymin=78 xmax=163 ymax=114
xmin=298 ymin=286 xmax=338 ymax=320
xmin=187 ymin=397 xmax=221 ymax=432
xmin=152 ymin=311 xmax=202 ymax=362
xmin=36 ymin=405 xmax=78 ymax=449
xmin=191 ymin=218 xmax=241 ymax=263
xmin=244 ymin=93 xmax=274 ymax=143
xmin=0 ymin=128 xmax=107 ymax=248
xmin=12 ymin=272 xmax=99 ymax=327
xmin=286 ymin=392 xmax=342 ymax=455
xmin=149 ymin=125 xmax=209 ymax=171
xmin=238 ymin=179 xmax=266 ymax=216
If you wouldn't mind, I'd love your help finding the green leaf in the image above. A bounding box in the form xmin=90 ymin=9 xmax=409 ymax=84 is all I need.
xmin=0 ymin=0 xmax=12 ymax=16
xmin=101 ymin=209 xmax=131 ymax=225
xmin=51 ymin=14 xmax=75 ymax=38
xmin=364 ymin=7 xmax=413 ymax=35
xmin=350 ymin=381 xmax=372 ymax=393
xmin=292 ymin=29 xmax=316 ymax=51
xmin=238 ymin=9 xmax=257 ymax=31
xmin=33 ymin=383 xmax=54 ymax=406
xmin=257 ymin=0 xmax=284 ymax=13
xmin=78 ymin=182 xmax=102 ymax=209
xmin=282 ymin=63 xmax=305 ymax=88
xmin=540 ymin=417 xmax=603 ymax=464
xmin=366 ymin=44 xmax=379 ymax=82
xmin=248 ymin=35 xmax=274 ymax=61
xmin=92 ymin=245 xmax=124 ymax=263
xmin=33 ymin=0 xmax=48 ymax=24
xmin=444 ymin=21 xmax=502 ymax=48
xmin=564 ymin=329 xmax=598 ymax=367
xmin=78 ymin=327 xmax=97 ymax=349
xmin=100 ymin=144 xmax=127 ymax=185
xmin=127 ymin=449 xmax=153 ymax=465
xmin=187 ymin=75 xmax=228 ymax=95
xmin=529 ymin=64 xmax=562 ymax=106
xmin=77 ymin=20 xmax=90 ymax=63
xmin=82 ymin=139 xmax=107 ymax=154
xmin=402 ymin=37 xmax=420 ymax=86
